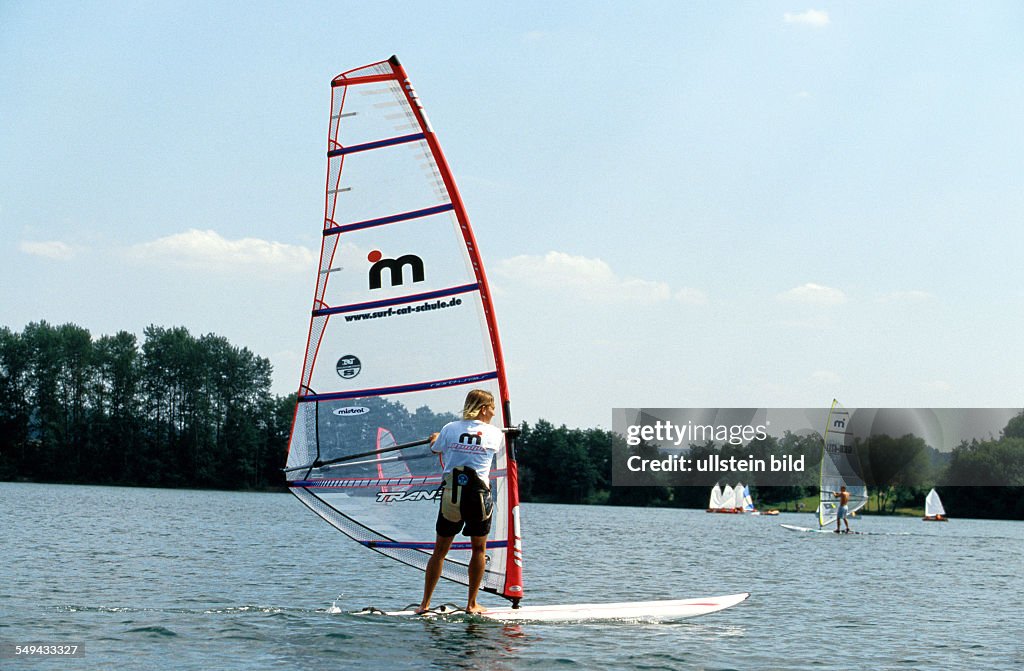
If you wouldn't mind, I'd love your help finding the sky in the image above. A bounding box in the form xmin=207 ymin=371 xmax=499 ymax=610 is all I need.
xmin=2 ymin=1 xmax=1022 ymax=430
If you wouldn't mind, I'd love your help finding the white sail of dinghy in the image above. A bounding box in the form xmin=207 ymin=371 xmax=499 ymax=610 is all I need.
xmin=732 ymin=483 xmax=746 ymax=512
xmin=817 ymin=400 xmax=869 ymax=528
xmin=706 ymin=484 xmax=723 ymax=512
xmin=923 ymin=488 xmax=948 ymax=521
xmin=719 ymin=484 xmax=736 ymax=512
xmin=741 ymin=484 xmax=755 ymax=513
xmin=283 ymin=56 xmax=523 ymax=605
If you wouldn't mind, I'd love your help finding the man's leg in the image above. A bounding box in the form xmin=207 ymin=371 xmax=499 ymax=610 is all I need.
xmin=418 ymin=534 xmax=454 ymax=613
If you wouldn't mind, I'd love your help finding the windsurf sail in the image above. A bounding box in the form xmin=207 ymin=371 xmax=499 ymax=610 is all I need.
xmin=817 ymin=400 xmax=868 ymax=527
xmin=283 ymin=56 xmax=523 ymax=604
xmin=924 ymin=488 xmax=946 ymax=519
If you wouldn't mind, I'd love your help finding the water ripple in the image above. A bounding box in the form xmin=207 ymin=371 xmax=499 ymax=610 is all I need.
xmin=3 ymin=483 xmax=1021 ymax=671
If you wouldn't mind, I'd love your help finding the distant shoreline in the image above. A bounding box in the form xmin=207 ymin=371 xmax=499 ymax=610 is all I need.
xmin=4 ymin=479 xmax=1019 ymax=521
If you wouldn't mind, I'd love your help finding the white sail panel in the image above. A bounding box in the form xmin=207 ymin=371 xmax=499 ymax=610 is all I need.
xmin=720 ymin=485 xmax=735 ymax=511
xmin=708 ymin=484 xmax=722 ymax=509
xmin=925 ymin=488 xmax=946 ymax=518
xmin=741 ymin=484 xmax=755 ymax=512
xmin=732 ymin=483 xmax=745 ymax=511
xmin=285 ymin=57 xmax=522 ymax=604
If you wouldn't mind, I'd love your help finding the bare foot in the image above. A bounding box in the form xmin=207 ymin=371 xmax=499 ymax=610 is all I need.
xmin=465 ymin=604 xmax=487 ymax=614
xmin=415 ymin=605 xmax=430 ymax=615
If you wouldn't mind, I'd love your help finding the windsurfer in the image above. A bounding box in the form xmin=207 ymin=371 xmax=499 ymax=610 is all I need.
xmin=417 ymin=389 xmax=505 ymax=615
xmin=832 ymin=485 xmax=851 ymax=533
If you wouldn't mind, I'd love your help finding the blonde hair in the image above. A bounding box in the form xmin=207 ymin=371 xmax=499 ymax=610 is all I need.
xmin=462 ymin=389 xmax=495 ymax=420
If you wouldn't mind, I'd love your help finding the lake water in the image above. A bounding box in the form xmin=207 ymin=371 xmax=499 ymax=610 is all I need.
xmin=1 ymin=482 xmax=1020 ymax=670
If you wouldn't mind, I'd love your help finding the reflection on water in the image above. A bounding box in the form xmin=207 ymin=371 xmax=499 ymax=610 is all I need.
xmin=418 ymin=620 xmax=533 ymax=671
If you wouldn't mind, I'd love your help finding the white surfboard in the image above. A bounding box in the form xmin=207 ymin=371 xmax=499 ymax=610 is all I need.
xmin=780 ymin=523 xmax=865 ymax=534
xmin=780 ymin=523 xmax=908 ymax=537
xmin=353 ymin=592 xmax=750 ymax=623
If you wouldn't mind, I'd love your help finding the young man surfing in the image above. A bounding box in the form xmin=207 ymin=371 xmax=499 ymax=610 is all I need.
xmin=832 ymin=485 xmax=852 ymax=533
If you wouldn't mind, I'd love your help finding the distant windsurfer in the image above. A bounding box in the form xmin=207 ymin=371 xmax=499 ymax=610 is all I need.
xmin=417 ymin=389 xmax=505 ymax=615
xmin=832 ymin=485 xmax=851 ymax=533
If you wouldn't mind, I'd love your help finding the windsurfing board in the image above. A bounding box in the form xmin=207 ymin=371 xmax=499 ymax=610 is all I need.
xmin=353 ymin=592 xmax=750 ymax=622
xmin=781 ymin=523 xmax=859 ymax=534
xmin=780 ymin=524 xmax=908 ymax=536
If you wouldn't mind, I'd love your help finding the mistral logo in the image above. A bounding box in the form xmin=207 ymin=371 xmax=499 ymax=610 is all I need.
xmin=458 ymin=432 xmax=483 ymax=446
xmin=368 ymin=250 xmax=424 ymax=290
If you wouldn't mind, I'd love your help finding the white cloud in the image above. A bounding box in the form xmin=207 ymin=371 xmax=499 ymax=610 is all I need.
xmin=920 ymin=380 xmax=953 ymax=393
xmin=128 ymin=229 xmax=315 ymax=273
xmin=674 ymin=287 xmax=709 ymax=306
xmin=776 ymin=282 xmax=847 ymax=305
xmin=784 ymin=9 xmax=830 ymax=27
xmin=811 ymin=369 xmax=841 ymax=384
xmin=19 ymin=240 xmax=76 ymax=260
xmin=495 ymin=251 xmax=703 ymax=305
xmin=877 ymin=290 xmax=934 ymax=303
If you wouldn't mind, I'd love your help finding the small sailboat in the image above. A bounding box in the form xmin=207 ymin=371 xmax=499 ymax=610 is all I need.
xmin=706 ymin=484 xmax=723 ymax=512
xmin=739 ymin=483 xmax=755 ymax=513
xmin=922 ymin=488 xmax=948 ymax=521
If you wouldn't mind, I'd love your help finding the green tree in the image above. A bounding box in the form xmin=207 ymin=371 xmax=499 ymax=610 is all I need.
xmin=89 ymin=331 xmax=142 ymax=483
xmin=0 ymin=327 xmax=31 ymax=479
xmin=861 ymin=434 xmax=931 ymax=512
xmin=1002 ymin=410 xmax=1024 ymax=440
xmin=516 ymin=420 xmax=596 ymax=503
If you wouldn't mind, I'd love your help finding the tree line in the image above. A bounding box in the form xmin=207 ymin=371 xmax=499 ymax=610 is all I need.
xmin=1 ymin=322 xmax=1020 ymax=519
xmin=0 ymin=322 xmax=292 ymax=489
xmin=515 ymin=414 xmax=1024 ymax=520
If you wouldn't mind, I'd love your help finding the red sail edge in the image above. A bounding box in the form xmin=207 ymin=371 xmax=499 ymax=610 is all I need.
xmin=385 ymin=57 xmax=524 ymax=604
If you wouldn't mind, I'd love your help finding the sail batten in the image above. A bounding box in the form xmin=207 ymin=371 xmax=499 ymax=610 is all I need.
xmin=324 ymin=203 xmax=456 ymax=235
xmin=298 ymin=371 xmax=500 ymax=402
xmin=327 ymin=132 xmax=427 ymax=157
xmin=313 ymin=283 xmax=479 ymax=316
xmin=285 ymin=57 xmax=522 ymax=603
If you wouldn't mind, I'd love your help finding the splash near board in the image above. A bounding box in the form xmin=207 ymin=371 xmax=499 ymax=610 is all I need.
xmin=284 ymin=57 xmax=748 ymax=621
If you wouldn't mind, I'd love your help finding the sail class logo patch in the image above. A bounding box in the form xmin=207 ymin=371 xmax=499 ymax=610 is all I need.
xmin=336 ymin=355 xmax=362 ymax=379
xmin=368 ymin=250 xmax=425 ymax=290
